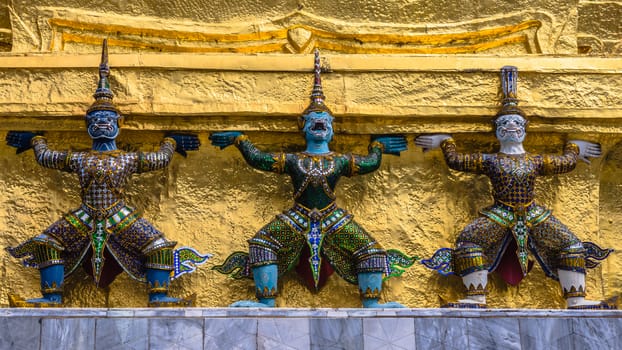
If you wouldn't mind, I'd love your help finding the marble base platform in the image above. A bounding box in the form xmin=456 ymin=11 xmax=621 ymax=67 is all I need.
xmin=1 ymin=308 xmax=621 ymax=350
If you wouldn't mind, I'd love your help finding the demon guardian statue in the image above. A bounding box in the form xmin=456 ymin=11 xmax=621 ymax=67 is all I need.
xmin=211 ymin=50 xmax=415 ymax=308
xmin=417 ymin=66 xmax=614 ymax=309
xmin=5 ymin=40 xmax=202 ymax=307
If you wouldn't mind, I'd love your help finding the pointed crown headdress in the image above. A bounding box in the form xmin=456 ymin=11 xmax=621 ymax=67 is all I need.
xmin=495 ymin=65 xmax=526 ymax=122
xmin=86 ymin=39 xmax=121 ymax=120
xmin=299 ymin=49 xmax=332 ymax=129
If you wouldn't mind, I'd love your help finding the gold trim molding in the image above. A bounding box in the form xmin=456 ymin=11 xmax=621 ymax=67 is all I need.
xmin=0 ymin=54 xmax=620 ymax=133
xmin=1 ymin=54 xmax=621 ymax=72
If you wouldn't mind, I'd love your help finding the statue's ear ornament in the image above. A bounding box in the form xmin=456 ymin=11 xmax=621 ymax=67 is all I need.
xmin=493 ymin=65 xmax=527 ymax=127
xmin=299 ymin=49 xmax=333 ymax=130
xmin=86 ymin=39 xmax=123 ymax=125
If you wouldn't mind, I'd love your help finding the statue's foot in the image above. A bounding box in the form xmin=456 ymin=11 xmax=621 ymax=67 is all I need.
xmin=567 ymin=296 xmax=618 ymax=310
xmin=8 ymin=294 xmax=62 ymax=308
xmin=363 ymin=300 xmax=406 ymax=308
xmin=148 ymin=294 xmax=194 ymax=307
xmin=230 ymin=300 xmax=275 ymax=308
xmin=441 ymin=298 xmax=486 ymax=309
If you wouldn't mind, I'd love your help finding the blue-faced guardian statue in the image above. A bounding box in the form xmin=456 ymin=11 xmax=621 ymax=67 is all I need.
xmin=5 ymin=40 xmax=201 ymax=307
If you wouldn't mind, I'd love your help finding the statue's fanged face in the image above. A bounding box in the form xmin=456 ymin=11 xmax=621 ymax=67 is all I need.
xmin=303 ymin=111 xmax=334 ymax=143
xmin=86 ymin=110 xmax=120 ymax=140
xmin=495 ymin=114 xmax=526 ymax=143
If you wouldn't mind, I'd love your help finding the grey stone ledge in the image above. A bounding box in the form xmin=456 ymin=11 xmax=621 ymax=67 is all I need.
xmin=2 ymin=308 xmax=621 ymax=350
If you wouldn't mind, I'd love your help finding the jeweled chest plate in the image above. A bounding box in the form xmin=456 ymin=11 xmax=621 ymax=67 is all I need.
xmin=293 ymin=154 xmax=337 ymax=199
xmin=77 ymin=152 xmax=134 ymax=211
xmin=491 ymin=155 xmax=538 ymax=204
xmin=80 ymin=153 xmax=130 ymax=184
xmin=297 ymin=155 xmax=335 ymax=182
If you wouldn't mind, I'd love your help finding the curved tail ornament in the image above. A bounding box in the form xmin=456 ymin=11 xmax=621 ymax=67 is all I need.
xmin=171 ymin=246 xmax=212 ymax=280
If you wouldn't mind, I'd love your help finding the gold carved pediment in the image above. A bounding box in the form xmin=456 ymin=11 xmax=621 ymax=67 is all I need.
xmin=43 ymin=9 xmax=546 ymax=54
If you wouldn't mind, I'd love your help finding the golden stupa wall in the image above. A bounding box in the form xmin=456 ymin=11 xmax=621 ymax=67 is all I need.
xmin=0 ymin=1 xmax=621 ymax=308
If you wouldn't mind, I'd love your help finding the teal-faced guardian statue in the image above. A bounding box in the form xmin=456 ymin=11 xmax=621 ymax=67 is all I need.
xmin=211 ymin=50 xmax=414 ymax=308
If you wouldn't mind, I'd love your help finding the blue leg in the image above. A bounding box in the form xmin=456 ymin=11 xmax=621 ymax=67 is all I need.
xmin=358 ymin=272 xmax=405 ymax=308
xmin=27 ymin=264 xmax=63 ymax=304
xmin=254 ymin=264 xmax=277 ymax=307
xmin=146 ymin=268 xmax=191 ymax=306
xmin=230 ymin=264 xmax=277 ymax=307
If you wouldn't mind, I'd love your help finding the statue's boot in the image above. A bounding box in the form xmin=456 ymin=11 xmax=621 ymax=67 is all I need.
xmin=231 ymin=264 xmax=277 ymax=307
xmin=442 ymin=270 xmax=487 ymax=308
xmin=559 ymin=270 xmax=617 ymax=309
xmin=358 ymin=271 xmax=405 ymax=308
xmin=9 ymin=264 xmax=64 ymax=307
xmin=146 ymin=268 xmax=193 ymax=307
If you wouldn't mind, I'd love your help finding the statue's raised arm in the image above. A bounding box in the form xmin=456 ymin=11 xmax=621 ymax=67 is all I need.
xmin=536 ymin=139 xmax=601 ymax=177
xmin=343 ymin=135 xmax=407 ymax=177
xmin=416 ymin=134 xmax=490 ymax=174
xmin=6 ymin=131 xmax=74 ymax=172
xmin=133 ymin=133 xmax=200 ymax=174
xmin=419 ymin=66 xmax=614 ymax=310
xmin=210 ymin=131 xmax=288 ymax=173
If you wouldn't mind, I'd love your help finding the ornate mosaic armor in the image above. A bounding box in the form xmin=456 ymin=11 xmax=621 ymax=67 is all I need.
xmin=432 ymin=138 xmax=610 ymax=282
xmin=5 ymin=41 xmax=207 ymax=307
xmin=218 ymin=137 xmax=410 ymax=290
xmin=418 ymin=66 xmax=615 ymax=309
xmin=422 ymin=66 xmax=612 ymax=293
xmin=8 ymin=137 xmax=178 ymax=286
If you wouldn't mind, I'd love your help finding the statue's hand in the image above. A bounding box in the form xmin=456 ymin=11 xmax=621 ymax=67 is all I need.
xmin=209 ymin=131 xmax=243 ymax=150
xmin=570 ymin=140 xmax=601 ymax=164
xmin=5 ymin=131 xmax=42 ymax=154
xmin=414 ymin=134 xmax=452 ymax=152
xmin=371 ymin=135 xmax=407 ymax=156
xmin=166 ymin=133 xmax=201 ymax=157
